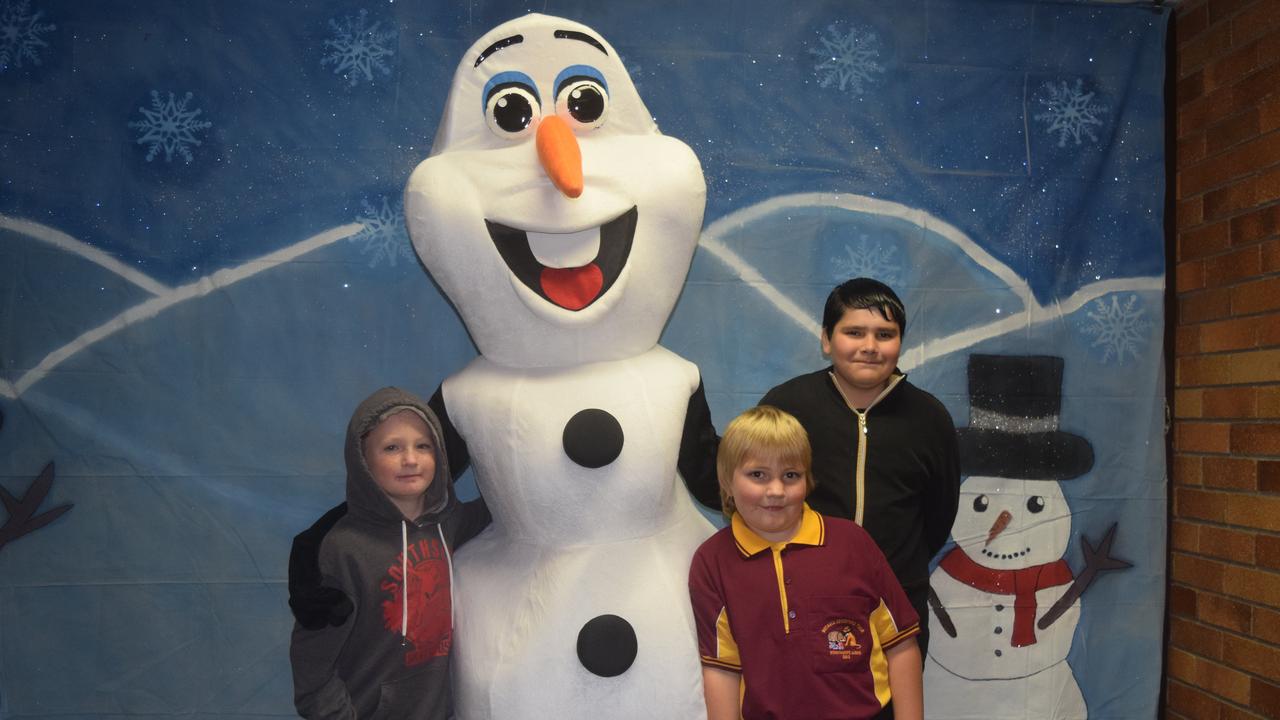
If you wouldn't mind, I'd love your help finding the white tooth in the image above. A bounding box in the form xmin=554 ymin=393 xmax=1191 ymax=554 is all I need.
xmin=525 ymin=227 xmax=601 ymax=268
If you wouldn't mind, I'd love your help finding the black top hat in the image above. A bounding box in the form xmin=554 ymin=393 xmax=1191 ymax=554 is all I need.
xmin=956 ymin=354 xmax=1094 ymax=480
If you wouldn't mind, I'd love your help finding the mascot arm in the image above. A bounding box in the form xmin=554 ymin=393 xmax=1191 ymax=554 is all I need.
xmin=679 ymin=379 xmax=722 ymax=511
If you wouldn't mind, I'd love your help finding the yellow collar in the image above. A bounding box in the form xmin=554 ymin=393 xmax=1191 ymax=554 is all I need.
xmin=731 ymin=504 xmax=826 ymax=557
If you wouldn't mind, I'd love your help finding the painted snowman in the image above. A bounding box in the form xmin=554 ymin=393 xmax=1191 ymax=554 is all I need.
xmin=925 ymin=355 xmax=1128 ymax=720
xmin=404 ymin=14 xmax=714 ymax=720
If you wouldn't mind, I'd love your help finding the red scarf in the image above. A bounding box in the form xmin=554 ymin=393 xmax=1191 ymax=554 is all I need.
xmin=938 ymin=547 xmax=1073 ymax=648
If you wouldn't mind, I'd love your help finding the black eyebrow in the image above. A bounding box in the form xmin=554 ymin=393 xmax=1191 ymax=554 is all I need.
xmin=474 ymin=34 xmax=523 ymax=67
xmin=554 ymin=29 xmax=608 ymax=56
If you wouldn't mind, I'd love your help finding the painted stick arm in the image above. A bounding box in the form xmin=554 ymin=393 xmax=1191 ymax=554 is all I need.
xmin=0 ymin=462 xmax=73 ymax=553
xmin=1037 ymin=523 xmax=1132 ymax=630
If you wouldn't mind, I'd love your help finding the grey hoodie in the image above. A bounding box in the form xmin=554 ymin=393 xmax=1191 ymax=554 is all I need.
xmin=290 ymin=387 xmax=488 ymax=720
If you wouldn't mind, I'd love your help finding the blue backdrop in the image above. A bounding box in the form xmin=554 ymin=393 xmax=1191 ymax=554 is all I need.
xmin=1 ymin=0 xmax=1167 ymax=718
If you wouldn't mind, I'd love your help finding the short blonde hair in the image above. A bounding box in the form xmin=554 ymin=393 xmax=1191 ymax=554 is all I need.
xmin=717 ymin=405 xmax=814 ymax=516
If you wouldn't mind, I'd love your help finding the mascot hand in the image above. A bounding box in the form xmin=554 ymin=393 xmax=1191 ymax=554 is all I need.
xmin=287 ymin=502 xmax=352 ymax=629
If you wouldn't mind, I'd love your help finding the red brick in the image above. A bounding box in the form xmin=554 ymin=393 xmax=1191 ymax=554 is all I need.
xmin=1178 ymin=3 xmax=1210 ymax=45
xmin=1230 ymin=203 xmax=1280 ymax=245
xmin=1170 ymin=583 xmax=1200 ymax=617
xmin=1181 ymin=20 xmax=1235 ymax=77
xmin=1166 ymin=645 xmax=1197 ymax=684
xmin=1224 ymin=489 xmax=1280 ymax=530
xmin=1176 ymin=353 xmax=1233 ymax=386
xmin=1181 ymin=133 xmax=1280 ymax=197
xmin=1178 ymin=260 xmax=1207 ymax=293
xmin=1200 ymin=316 xmax=1260 ymax=352
xmin=1176 ymin=388 xmax=1206 ymax=418
xmin=1224 ymin=565 xmax=1280 ymax=605
xmin=1180 ymin=70 xmax=1207 ymax=106
xmin=1260 ymin=388 xmax=1280 ymax=417
xmin=1258 ymin=317 xmax=1280 ymax=346
xmin=1182 ymin=87 xmax=1239 ymax=138
xmin=1261 ymin=94 xmax=1280 ymax=133
xmin=1170 ymin=615 xmax=1226 ymax=659
xmin=1205 ymin=245 xmax=1263 ymax=286
xmin=1179 ymin=287 xmax=1233 ymax=325
xmin=1180 ymin=221 xmax=1231 ymax=260
xmin=1172 ymin=518 xmax=1202 ymax=551
xmin=1198 ymin=524 xmax=1256 ymax=563
xmin=1203 ymin=455 xmax=1258 ymax=489
xmin=1197 ymin=590 xmax=1253 ymax=632
xmin=1231 ymin=420 xmax=1280 ymax=453
xmin=1230 ymin=276 xmax=1280 ymax=314
xmin=1252 ymin=677 xmax=1280 ymax=720
xmin=1176 ymin=486 xmax=1231 ymax=522
xmin=1175 ymin=454 xmax=1205 ymax=486
xmin=1206 ymin=108 xmax=1261 ymax=155
xmin=1259 ymin=459 xmax=1280 ymax=491
xmin=1172 ymin=552 xmax=1225 ymax=592
xmin=1201 ymin=656 xmax=1254 ymax=704
xmin=1175 ymin=421 xmax=1233 ymax=452
xmin=1254 ymin=606 xmax=1280 ymax=643
xmin=1204 ymin=39 xmax=1259 ymax=93
xmin=1167 ymin=678 xmax=1225 ymax=720
xmin=1222 ymin=707 xmax=1267 ymax=720
xmin=1235 ymin=60 xmax=1280 ymax=106
xmin=1259 ymin=534 xmax=1280 ymax=571
xmin=1177 ymin=324 xmax=1201 ymax=356
xmin=1228 ymin=348 xmax=1280 ymax=384
xmin=1231 ymin=0 xmax=1280 ymax=46
xmin=1261 ymin=238 xmax=1280 ymax=271
xmin=1179 ymin=196 xmax=1206 ymax=228
xmin=1224 ymin=633 xmax=1280 ymax=676
xmin=1202 ymin=386 xmax=1258 ymax=416
xmin=1205 ymin=179 xmax=1260 ymax=220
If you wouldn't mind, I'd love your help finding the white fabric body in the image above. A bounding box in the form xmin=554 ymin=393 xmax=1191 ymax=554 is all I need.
xmin=445 ymin=347 xmax=712 ymax=719
xmin=403 ymin=14 xmax=714 ymax=717
xmin=925 ymin=655 xmax=1087 ymax=720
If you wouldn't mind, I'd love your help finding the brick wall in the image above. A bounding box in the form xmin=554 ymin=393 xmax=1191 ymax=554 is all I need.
xmin=1169 ymin=0 xmax=1280 ymax=718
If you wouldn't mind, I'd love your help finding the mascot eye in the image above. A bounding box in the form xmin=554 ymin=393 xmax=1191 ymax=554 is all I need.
xmin=485 ymin=83 xmax=541 ymax=138
xmin=555 ymin=77 xmax=608 ymax=129
xmin=1027 ymin=496 xmax=1046 ymax=514
xmin=973 ymin=495 xmax=990 ymax=512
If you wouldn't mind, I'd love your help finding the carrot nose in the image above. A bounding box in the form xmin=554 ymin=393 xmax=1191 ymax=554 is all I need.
xmin=985 ymin=509 xmax=1013 ymax=547
xmin=536 ymin=115 xmax=583 ymax=198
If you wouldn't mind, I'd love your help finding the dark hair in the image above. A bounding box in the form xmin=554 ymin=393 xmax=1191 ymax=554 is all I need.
xmin=821 ymin=278 xmax=906 ymax=338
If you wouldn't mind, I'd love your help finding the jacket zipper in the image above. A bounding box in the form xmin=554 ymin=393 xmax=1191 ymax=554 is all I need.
xmin=830 ymin=373 xmax=904 ymax=527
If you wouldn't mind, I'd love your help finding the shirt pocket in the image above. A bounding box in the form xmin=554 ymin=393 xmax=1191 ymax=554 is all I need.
xmin=802 ymin=595 xmax=876 ymax=675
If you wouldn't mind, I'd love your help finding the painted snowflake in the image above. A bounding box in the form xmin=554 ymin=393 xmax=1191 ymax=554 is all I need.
xmin=0 ymin=0 xmax=55 ymax=72
xmin=128 ymin=90 xmax=213 ymax=164
xmin=352 ymin=196 xmax=413 ymax=268
xmin=1034 ymin=79 xmax=1107 ymax=147
xmin=810 ymin=22 xmax=884 ymax=95
xmin=1081 ymin=293 xmax=1151 ymax=365
xmin=321 ymin=9 xmax=396 ymax=87
xmin=831 ymin=234 xmax=903 ymax=286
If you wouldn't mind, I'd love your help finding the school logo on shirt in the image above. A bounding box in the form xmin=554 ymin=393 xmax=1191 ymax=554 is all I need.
xmin=823 ymin=618 xmax=866 ymax=660
xmin=381 ymin=536 xmax=452 ymax=667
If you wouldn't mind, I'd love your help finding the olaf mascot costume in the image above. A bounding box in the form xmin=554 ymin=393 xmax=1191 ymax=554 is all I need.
xmin=404 ymin=14 xmax=715 ymax=720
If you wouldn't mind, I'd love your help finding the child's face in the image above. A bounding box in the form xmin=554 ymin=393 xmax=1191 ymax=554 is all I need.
xmin=821 ymin=307 xmax=902 ymax=398
xmin=363 ymin=410 xmax=436 ymax=510
xmin=730 ymin=453 xmax=807 ymax=543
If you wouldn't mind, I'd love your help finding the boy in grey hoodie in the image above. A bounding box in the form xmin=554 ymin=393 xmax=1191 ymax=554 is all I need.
xmin=290 ymin=387 xmax=490 ymax=719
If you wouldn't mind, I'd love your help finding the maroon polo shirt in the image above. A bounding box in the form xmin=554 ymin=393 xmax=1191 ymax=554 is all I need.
xmin=689 ymin=505 xmax=920 ymax=720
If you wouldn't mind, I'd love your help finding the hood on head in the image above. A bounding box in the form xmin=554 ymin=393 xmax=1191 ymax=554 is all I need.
xmin=344 ymin=386 xmax=453 ymax=523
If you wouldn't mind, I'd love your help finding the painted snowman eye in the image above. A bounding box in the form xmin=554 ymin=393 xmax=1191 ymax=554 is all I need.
xmin=1027 ymin=496 xmax=1046 ymax=513
xmin=973 ymin=495 xmax=990 ymax=512
xmin=554 ymin=65 xmax=609 ymax=130
xmin=483 ymin=72 xmax=542 ymax=139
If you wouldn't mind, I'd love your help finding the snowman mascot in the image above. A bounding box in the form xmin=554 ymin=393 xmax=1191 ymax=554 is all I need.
xmin=403 ymin=14 xmax=716 ymax=720
xmin=924 ymin=355 xmax=1129 ymax=720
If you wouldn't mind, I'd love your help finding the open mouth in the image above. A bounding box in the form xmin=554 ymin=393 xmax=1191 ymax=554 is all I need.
xmin=485 ymin=206 xmax=637 ymax=311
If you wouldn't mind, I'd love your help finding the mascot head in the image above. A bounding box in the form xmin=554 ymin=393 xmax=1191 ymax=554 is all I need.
xmin=405 ymin=14 xmax=706 ymax=368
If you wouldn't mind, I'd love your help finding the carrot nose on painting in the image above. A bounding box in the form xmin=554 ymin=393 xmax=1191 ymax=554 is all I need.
xmin=537 ymin=115 xmax=583 ymax=198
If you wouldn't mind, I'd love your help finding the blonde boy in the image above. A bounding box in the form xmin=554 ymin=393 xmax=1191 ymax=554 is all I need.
xmin=688 ymin=406 xmax=924 ymax=720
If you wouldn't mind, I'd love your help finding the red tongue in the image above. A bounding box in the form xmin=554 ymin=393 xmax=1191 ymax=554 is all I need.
xmin=540 ymin=264 xmax=604 ymax=310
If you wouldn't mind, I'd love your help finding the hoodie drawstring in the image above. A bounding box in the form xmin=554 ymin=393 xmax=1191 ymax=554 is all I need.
xmin=400 ymin=520 xmax=409 ymax=641
xmin=437 ymin=523 xmax=456 ymax=631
